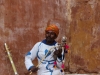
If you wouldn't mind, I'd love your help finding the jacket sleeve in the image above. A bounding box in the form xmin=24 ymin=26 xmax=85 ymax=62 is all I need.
xmin=25 ymin=42 xmax=40 ymax=70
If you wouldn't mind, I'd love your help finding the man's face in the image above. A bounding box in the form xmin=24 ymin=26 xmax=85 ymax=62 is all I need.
xmin=45 ymin=30 xmax=57 ymax=43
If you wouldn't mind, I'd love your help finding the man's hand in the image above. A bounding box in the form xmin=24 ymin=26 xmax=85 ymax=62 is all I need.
xmin=30 ymin=66 xmax=38 ymax=72
xmin=24 ymin=66 xmax=38 ymax=75
xmin=53 ymin=49 xmax=62 ymax=60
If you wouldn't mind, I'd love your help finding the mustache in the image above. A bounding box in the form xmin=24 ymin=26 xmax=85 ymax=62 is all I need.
xmin=46 ymin=36 xmax=52 ymax=39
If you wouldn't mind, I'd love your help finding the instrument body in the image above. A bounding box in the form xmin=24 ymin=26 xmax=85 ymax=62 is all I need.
xmin=4 ymin=43 xmax=19 ymax=75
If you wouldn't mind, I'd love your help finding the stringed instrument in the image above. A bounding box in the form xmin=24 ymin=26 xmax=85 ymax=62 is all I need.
xmin=4 ymin=43 xmax=19 ymax=75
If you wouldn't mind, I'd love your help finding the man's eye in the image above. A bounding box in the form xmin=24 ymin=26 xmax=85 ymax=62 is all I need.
xmin=46 ymin=32 xmax=49 ymax=34
xmin=51 ymin=33 xmax=55 ymax=35
xmin=46 ymin=31 xmax=56 ymax=35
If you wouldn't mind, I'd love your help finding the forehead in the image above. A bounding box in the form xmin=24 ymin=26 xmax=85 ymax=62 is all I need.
xmin=46 ymin=30 xmax=55 ymax=33
xmin=45 ymin=30 xmax=57 ymax=37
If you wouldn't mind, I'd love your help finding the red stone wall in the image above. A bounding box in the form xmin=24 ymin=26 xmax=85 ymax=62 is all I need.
xmin=0 ymin=0 xmax=100 ymax=75
xmin=68 ymin=0 xmax=100 ymax=74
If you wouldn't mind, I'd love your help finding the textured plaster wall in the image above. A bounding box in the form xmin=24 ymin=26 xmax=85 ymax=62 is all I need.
xmin=67 ymin=0 xmax=100 ymax=74
xmin=0 ymin=0 xmax=100 ymax=75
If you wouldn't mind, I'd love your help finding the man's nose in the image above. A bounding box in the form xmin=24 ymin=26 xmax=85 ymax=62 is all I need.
xmin=48 ymin=32 xmax=51 ymax=36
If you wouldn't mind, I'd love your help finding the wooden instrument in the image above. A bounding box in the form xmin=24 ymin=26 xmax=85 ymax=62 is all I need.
xmin=4 ymin=43 xmax=19 ymax=75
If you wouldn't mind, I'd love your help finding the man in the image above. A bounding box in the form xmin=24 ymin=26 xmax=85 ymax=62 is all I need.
xmin=25 ymin=24 xmax=66 ymax=75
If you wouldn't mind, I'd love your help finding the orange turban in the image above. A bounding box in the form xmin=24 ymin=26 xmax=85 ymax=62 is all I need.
xmin=45 ymin=24 xmax=59 ymax=36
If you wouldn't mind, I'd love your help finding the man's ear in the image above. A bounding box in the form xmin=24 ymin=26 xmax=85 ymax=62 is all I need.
xmin=54 ymin=34 xmax=57 ymax=39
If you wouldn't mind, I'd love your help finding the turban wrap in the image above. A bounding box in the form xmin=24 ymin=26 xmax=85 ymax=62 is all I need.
xmin=45 ymin=24 xmax=59 ymax=36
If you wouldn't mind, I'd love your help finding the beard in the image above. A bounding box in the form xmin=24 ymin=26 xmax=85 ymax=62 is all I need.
xmin=46 ymin=37 xmax=54 ymax=44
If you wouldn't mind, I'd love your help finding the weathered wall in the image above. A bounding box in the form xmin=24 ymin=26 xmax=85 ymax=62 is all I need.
xmin=0 ymin=0 xmax=100 ymax=75
xmin=67 ymin=0 xmax=100 ymax=74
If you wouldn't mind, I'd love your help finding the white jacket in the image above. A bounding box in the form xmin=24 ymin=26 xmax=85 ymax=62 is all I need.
xmin=25 ymin=39 xmax=65 ymax=75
